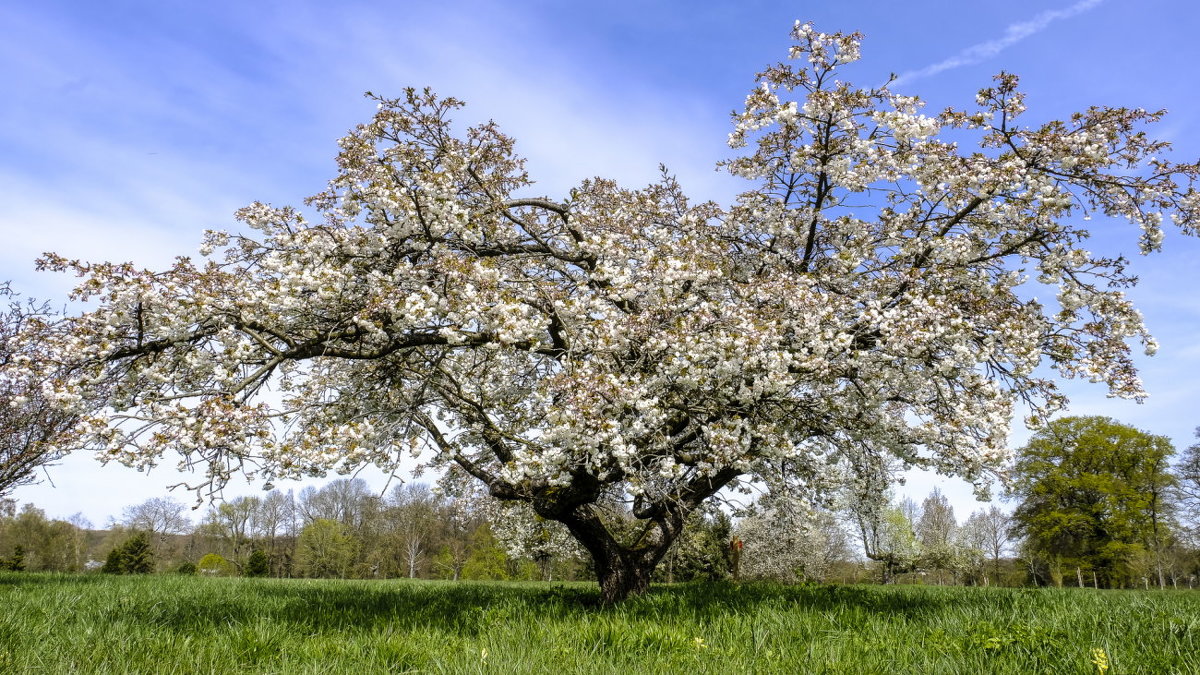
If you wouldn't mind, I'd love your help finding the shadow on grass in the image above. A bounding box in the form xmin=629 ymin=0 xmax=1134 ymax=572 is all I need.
xmin=1 ymin=570 xmax=985 ymax=636
xmin=6 ymin=570 xmax=1049 ymax=639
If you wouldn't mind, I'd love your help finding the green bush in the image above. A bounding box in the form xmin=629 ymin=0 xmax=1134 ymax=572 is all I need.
xmin=197 ymin=553 xmax=234 ymax=577
xmin=245 ymin=549 xmax=270 ymax=578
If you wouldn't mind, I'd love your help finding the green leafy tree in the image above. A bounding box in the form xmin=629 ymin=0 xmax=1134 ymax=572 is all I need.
xmin=0 ymin=504 xmax=88 ymax=572
xmin=658 ymin=510 xmax=732 ymax=583
xmin=295 ymin=519 xmax=357 ymax=578
xmin=460 ymin=525 xmax=510 ymax=581
xmin=1010 ymin=416 xmax=1176 ymax=588
xmin=100 ymin=546 xmax=124 ymax=574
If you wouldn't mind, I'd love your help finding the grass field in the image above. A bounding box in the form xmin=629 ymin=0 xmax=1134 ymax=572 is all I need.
xmin=1 ymin=573 xmax=1198 ymax=673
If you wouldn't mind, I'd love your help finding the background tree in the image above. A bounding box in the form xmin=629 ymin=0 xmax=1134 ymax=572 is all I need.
xmin=916 ymin=488 xmax=958 ymax=583
xmin=1010 ymin=416 xmax=1177 ymax=588
xmin=1176 ymin=429 xmax=1200 ymax=544
xmin=42 ymin=24 xmax=1200 ymax=602
xmin=656 ymin=509 xmax=733 ymax=583
xmin=197 ymin=496 xmax=260 ymax=571
xmin=244 ymin=548 xmax=270 ymax=577
xmin=458 ymin=524 xmax=512 ymax=581
xmin=384 ymin=483 xmax=441 ymax=579
xmin=122 ymin=496 xmax=191 ymax=563
xmin=251 ymin=489 xmax=298 ymax=576
xmin=295 ymin=518 xmax=357 ymax=579
xmin=0 ymin=504 xmax=90 ymax=572
xmin=954 ymin=514 xmax=989 ymax=585
xmin=962 ymin=505 xmax=1013 ymax=585
xmin=431 ymin=488 xmax=487 ymax=582
xmin=197 ymin=552 xmax=234 ymax=576
xmin=738 ymin=501 xmax=850 ymax=583
xmin=0 ymin=283 xmax=76 ymax=496
xmin=0 ymin=545 xmax=25 ymax=571
xmin=102 ymin=532 xmax=154 ymax=574
xmin=298 ymin=479 xmax=377 ymax=531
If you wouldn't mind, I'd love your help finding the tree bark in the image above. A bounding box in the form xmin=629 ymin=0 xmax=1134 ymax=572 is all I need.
xmin=595 ymin=550 xmax=657 ymax=605
xmin=553 ymin=503 xmax=681 ymax=605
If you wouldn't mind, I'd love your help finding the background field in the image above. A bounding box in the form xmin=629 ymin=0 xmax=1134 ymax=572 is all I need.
xmin=1 ymin=573 xmax=1198 ymax=673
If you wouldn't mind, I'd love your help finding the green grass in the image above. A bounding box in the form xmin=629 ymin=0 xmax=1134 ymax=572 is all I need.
xmin=1 ymin=573 xmax=1198 ymax=673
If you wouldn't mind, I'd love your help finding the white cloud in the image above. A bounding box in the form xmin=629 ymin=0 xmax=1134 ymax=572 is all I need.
xmin=892 ymin=0 xmax=1105 ymax=86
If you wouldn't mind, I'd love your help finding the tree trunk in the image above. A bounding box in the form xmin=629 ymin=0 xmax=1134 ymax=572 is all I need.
xmin=553 ymin=503 xmax=682 ymax=605
xmin=596 ymin=551 xmax=657 ymax=605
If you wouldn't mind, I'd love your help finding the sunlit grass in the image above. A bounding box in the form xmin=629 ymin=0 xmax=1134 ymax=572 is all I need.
xmin=1 ymin=572 xmax=1197 ymax=673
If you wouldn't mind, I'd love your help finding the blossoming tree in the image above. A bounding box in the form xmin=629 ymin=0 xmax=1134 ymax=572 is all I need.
xmin=40 ymin=24 xmax=1199 ymax=602
xmin=0 ymin=283 xmax=76 ymax=496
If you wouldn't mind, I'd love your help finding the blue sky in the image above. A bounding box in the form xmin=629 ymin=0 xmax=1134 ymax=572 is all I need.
xmin=3 ymin=0 xmax=1198 ymax=525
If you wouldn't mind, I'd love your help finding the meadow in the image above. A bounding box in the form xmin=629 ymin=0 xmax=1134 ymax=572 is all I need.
xmin=1 ymin=572 xmax=1198 ymax=674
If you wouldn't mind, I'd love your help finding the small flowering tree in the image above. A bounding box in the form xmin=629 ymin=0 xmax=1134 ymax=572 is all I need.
xmin=737 ymin=501 xmax=850 ymax=583
xmin=38 ymin=24 xmax=1200 ymax=602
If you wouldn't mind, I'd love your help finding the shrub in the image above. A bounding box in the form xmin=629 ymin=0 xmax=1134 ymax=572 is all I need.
xmin=244 ymin=549 xmax=270 ymax=577
xmin=197 ymin=553 xmax=234 ymax=577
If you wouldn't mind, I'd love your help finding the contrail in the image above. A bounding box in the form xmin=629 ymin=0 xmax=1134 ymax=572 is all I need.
xmin=891 ymin=0 xmax=1105 ymax=87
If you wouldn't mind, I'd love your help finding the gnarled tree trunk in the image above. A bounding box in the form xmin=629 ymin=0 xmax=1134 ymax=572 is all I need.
xmin=554 ymin=503 xmax=685 ymax=605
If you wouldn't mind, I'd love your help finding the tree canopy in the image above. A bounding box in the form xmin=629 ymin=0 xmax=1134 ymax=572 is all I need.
xmin=35 ymin=23 xmax=1200 ymax=602
xmin=1009 ymin=415 xmax=1176 ymax=587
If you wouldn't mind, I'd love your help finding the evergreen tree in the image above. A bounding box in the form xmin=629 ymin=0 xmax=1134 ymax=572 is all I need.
xmin=119 ymin=532 xmax=154 ymax=574
xmin=100 ymin=546 xmax=125 ymax=574
xmin=245 ymin=549 xmax=270 ymax=577
xmin=0 ymin=545 xmax=25 ymax=571
xmin=101 ymin=532 xmax=155 ymax=574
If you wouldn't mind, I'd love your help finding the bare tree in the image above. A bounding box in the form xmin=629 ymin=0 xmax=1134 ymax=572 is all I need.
xmin=122 ymin=496 xmax=191 ymax=560
xmin=199 ymin=496 xmax=260 ymax=568
xmin=916 ymin=488 xmax=958 ymax=583
xmin=298 ymin=478 xmax=375 ymax=528
xmin=388 ymin=483 xmax=439 ymax=578
xmin=1176 ymin=429 xmax=1200 ymax=545
xmin=122 ymin=497 xmax=190 ymax=538
xmin=968 ymin=505 xmax=1013 ymax=583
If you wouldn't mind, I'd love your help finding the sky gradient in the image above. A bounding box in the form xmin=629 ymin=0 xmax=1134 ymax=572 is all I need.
xmin=3 ymin=0 xmax=1198 ymax=525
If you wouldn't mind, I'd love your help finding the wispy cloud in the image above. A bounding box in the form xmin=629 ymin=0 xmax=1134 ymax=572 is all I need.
xmin=892 ymin=0 xmax=1105 ymax=86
